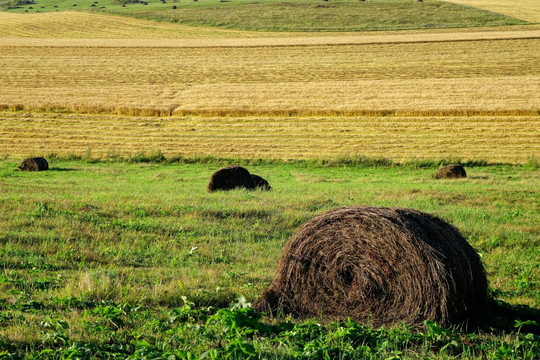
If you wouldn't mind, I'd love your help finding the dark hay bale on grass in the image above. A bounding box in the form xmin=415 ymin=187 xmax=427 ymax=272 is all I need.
xmin=207 ymin=166 xmax=256 ymax=192
xmin=254 ymin=206 xmax=488 ymax=329
xmin=251 ymin=174 xmax=271 ymax=191
xmin=434 ymin=164 xmax=467 ymax=179
xmin=19 ymin=157 xmax=49 ymax=172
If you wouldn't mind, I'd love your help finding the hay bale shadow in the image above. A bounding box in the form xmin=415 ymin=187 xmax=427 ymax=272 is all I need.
xmin=434 ymin=164 xmax=466 ymax=179
xmin=254 ymin=206 xmax=488 ymax=330
xmin=49 ymin=167 xmax=77 ymax=172
xmin=207 ymin=166 xmax=256 ymax=192
xmin=18 ymin=157 xmax=49 ymax=171
xmin=488 ymin=299 xmax=540 ymax=335
xmin=251 ymin=174 xmax=271 ymax=191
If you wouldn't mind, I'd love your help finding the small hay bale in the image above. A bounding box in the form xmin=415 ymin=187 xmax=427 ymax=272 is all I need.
xmin=207 ymin=166 xmax=256 ymax=192
xmin=19 ymin=157 xmax=49 ymax=172
xmin=251 ymin=174 xmax=271 ymax=191
xmin=254 ymin=206 xmax=488 ymax=329
xmin=434 ymin=164 xmax=466 ymax=179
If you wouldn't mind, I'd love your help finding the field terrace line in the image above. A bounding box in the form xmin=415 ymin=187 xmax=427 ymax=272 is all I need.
xmin=1 ymin=29 xmax=539 ymax=48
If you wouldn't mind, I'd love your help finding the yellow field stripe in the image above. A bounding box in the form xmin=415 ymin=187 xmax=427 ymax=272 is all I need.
xmin=1 ymin=39 xmax=538 ymax=116
xmin=1 ymin=113 xmax=538 ymax=163
xmin=444 ymin=0 xmax=540 ymax=23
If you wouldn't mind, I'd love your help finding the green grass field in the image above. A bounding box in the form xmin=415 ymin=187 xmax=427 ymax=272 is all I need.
xmin=0 ymin=0 xmax=527 ymax=31
xmin=0 ymin=157 xmax=538 ymax=358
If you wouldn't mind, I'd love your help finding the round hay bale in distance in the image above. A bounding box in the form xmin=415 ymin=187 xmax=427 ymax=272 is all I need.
xmin=207 ymin=166 xmax=256 ymax=192
xmin=434 ymin=164 xmax=466 ymax=179
xmin=254 ymin=206 xmax=488 ymax=329
xmin=251 ymin=174 xmax=271 ymax=191
xmin=19 ymin=157 xmax=49 ymax=171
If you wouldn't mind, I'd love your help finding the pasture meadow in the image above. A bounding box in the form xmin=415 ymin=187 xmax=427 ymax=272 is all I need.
xmin=0 ymin=157 xmax=538 ymax=358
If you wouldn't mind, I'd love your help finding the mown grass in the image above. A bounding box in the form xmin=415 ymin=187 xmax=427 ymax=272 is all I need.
xmin=0 ymin=0 xmax=527 ymax=32
xmin=0 ymin=158 xmax=538 ymax=358
xmin=2 ymin=36 xmax=538 ymax=124
xmin=2 ymin=112 xmax=539 ymax=164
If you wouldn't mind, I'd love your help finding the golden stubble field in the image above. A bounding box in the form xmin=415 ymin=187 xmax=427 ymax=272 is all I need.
xmin=1 ymin=36 xmax=539 ymax=116
xmin=0 ymin=12 xmax=539 ymax=163
xmin=1 ymin=112 xmax=539 ymax=163
xmin=445 ymin=0 xmax=540 ymax=23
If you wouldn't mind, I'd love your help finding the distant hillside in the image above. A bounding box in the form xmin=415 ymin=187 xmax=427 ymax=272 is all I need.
xmin=0 ymin=0 xmax=527 ymax=32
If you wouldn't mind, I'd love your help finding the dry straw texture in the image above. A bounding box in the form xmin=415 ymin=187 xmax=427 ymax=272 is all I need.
xmin=207 ymin=166 xmax=256 ymax=192
xmin=1 ymin=112 xmax=538 ymax=163
xmin=0 ymin=12 xmax=538 ymax=164
xmin=0 ymin=34 xmax=538 ymax=117
xmin=434 ymin=165 xmax=467 ymax=179
xmin=445 ymin=0 xmax=540 ymax=22
xmin=18 ymin=157 xmax=48 ymax=171
xmin=0 ymin=11 xmax=259 ymax=39
xmin=254 ymin=207 xmax=489 ymax=329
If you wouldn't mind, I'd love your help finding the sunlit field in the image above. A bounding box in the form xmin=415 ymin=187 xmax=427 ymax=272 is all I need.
xmin=0 ymin=159 xmax=539 ymax=358
xmin=1 ymin=33 xmax=538 ymax=118
xmin=0 ymin=0 xmax=528 ymax=31
xmin=446 ymin=0 xmax=540 ymax=23
xmin=1 ymin=112 xmax=539 ymax=163
xmin=0 ymin=1 xmax=539 ymax=358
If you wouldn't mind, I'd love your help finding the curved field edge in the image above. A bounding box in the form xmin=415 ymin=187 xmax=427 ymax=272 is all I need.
xmin=0 ymin=11 xmax=537 ymax=39
xmin=0 ymin=0 xmax=528 ymax=32
xmin=1 ymin=27 xmax=539 ymax=44
xmin=444 ymin=0 xmax=540 ymax=23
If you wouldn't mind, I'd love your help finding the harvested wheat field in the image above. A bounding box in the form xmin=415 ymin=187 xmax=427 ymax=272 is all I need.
xmin=0 ymin=35 xmax=538 ymax=116
xmin=1 ymin=112 xmax=538 ymax=163
xmin=0 ymin=3 xmax=539 ymax=358
xmin=0 ymin=11 xmax=266 ymax=39
xmin=446 ymin=0 xmax=540 ymax=23
xmin=2 ymin=11 xmax=534 ymax=41
xmin=1 ymin=12 xmax=538 ymax=161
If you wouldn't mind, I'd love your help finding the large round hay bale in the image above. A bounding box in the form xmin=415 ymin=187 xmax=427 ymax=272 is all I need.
xmin=434 ymin=164 xmax=466 ymax=179
xmin=251 ymin=174 xmax=271 ymax=191
xmin=19 ymin=157 xmax=49 ymax=171
xmin=207 ymin=166 xmax=256 ymax=192
xmin=254 ymin=206 xmax=488 ymax=329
